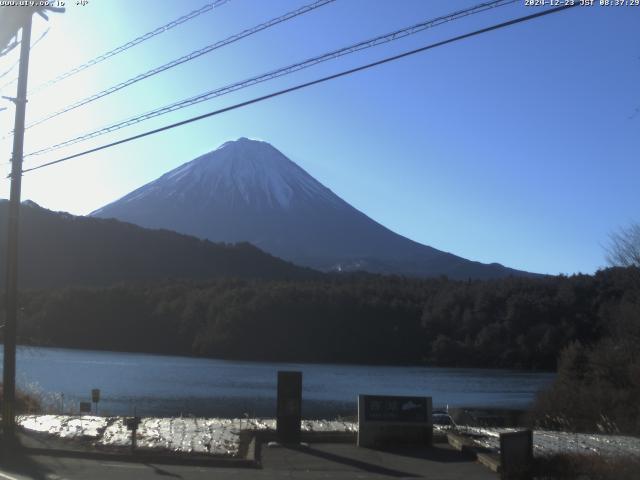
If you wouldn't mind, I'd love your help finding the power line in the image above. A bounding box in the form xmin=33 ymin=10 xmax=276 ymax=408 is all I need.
xmin=0 ymin=40 xmax=19 ymax=59
xmin=0 ymin=28 xmax=49 ymax=88
xmin=26 ymin=0 xmax=231 ymax=95
xmin=0 ymin=61 xmax=19 ymax=87
xmin=25 ymin=0 xmax=518 ymax=159
xmin=23 ymin=0 xmax=335 ymax=131
xmin=20 ymin=3 xmax=578 ymax=176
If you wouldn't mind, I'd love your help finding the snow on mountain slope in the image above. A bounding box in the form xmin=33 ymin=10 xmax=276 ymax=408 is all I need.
xmin=94 ymin=138 xmax=338 ymax=213
xmin=91 ymin=137 xmax=531 ymax=279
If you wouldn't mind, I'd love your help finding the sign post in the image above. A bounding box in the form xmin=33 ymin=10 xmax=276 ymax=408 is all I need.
xmin=358 ymin=394 xmax=433 ymax=448
xmin=91 ymin=389 xmax=100 ymax=415
xmin=276 ymin=371 xmax=302 ymax=445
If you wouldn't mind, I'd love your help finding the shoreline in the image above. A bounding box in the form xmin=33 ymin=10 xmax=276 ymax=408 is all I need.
xmin=3 ymin=343 xmax=557 ymax=373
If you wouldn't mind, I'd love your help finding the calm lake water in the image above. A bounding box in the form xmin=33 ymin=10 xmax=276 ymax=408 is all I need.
xmin=2 ymin=346 xmax=555 ymax=418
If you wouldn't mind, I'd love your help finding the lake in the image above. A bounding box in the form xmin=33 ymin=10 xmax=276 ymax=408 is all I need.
xmin=2 ymin=346 xmax=555 ymax=417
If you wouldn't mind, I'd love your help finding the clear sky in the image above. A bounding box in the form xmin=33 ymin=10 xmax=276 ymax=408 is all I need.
xmin=0 ymin=0 xmax=637 ymax=276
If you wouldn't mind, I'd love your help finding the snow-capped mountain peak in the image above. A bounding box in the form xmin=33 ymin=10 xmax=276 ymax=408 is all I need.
xmin=91 ymin=138 xmax=530 ymax=279
xmin=103 ymin=137 xmax=337 ymax=212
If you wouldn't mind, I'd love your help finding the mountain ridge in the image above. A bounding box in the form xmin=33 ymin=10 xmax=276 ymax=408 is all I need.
xmin=0 ymin=200 xmax=316 ymax=289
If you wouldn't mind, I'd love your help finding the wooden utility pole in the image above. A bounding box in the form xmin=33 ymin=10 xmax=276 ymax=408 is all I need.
xmin=2 ymin=12 xmax=33 ymax=438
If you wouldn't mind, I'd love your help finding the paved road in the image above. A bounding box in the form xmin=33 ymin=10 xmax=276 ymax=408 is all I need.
xmin=0 ymin=443 xmax=497 ymax=479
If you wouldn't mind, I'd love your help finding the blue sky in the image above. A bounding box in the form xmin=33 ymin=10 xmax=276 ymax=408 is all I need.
xmin=0 ymin=0 xmax=637 ymax=275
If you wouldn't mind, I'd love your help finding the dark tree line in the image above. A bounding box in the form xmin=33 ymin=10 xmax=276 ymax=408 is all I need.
xmin=4 ymin=267 xmax=638 ymax=372
xmin=530 ymin=268 xmax=640 ymax=433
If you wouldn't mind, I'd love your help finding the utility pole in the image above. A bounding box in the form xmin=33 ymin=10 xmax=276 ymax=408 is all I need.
xmin=2 ymin=12 xmax=33 ymax=438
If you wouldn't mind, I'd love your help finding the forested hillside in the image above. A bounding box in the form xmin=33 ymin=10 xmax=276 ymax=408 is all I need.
xmin=9 ymin=267 xmax=638 ymax=370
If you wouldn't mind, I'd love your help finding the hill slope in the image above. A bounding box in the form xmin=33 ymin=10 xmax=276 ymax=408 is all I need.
xmin=0 ymin=200 xmax=315 ymax=289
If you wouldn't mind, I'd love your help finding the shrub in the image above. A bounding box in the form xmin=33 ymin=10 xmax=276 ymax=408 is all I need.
xmin=535 ymin=453 xmax=640 ymax=480
xmin=529 ymin=299 xmax=640 ymax=434
xmin=0 ymin=384 xmax=41 ymax=413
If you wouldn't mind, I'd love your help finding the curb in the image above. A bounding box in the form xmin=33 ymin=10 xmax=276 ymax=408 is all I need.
xmin=256 ymin=430 xmax=356 ymax=444
xmin=245 ymin=435 xmax=259 ymax=467
xmin=4 ymin=430 xmax=260 ymax=469
xmin=476 ymin=452 xmax=501 ymax=473
xmin=446 ymin=431 xmax=501 ymax=473
xmin=17 ymin=445 xmax=260 ymax=468
xmin=446 ymin=432 xmax=478 ymax=453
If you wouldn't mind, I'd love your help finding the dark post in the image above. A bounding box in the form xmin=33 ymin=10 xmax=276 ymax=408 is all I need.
xmin=2 ymin=13 xmax=33 ymax=438
xmin=276 ymin=371 xmax=302 ymax=444
xmin=500 ymin=430 xmax=533 ymax=480
xmin=125 ymin=417 xmax=141 ymax=454
xmin=131 ymin=422 xmax=138 ymax=454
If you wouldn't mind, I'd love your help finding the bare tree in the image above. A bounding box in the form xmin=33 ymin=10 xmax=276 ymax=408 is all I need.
xmin=606 ymin=223 xmax=640 ymax=267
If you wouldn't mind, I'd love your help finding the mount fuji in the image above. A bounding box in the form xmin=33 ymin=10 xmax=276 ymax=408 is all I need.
xmin=91 ymin=137 xmax=530 ymax=279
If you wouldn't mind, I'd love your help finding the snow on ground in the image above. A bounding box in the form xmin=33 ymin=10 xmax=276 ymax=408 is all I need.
xmin=100 ymin=417 xmax=241 ymax=456
xmin=460 ymin=426 xmax=640 ymax=458
xmin=16 ymin=415 xmax=357 ymax=457
xmin=18 ymin=415 xmax=108 ymax=439
xmin=18 ymin=415 xmax=637 ymax=459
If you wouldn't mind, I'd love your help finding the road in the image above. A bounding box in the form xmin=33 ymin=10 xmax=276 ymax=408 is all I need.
xmin=1 ymin=443 xmax=497 ymax=479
